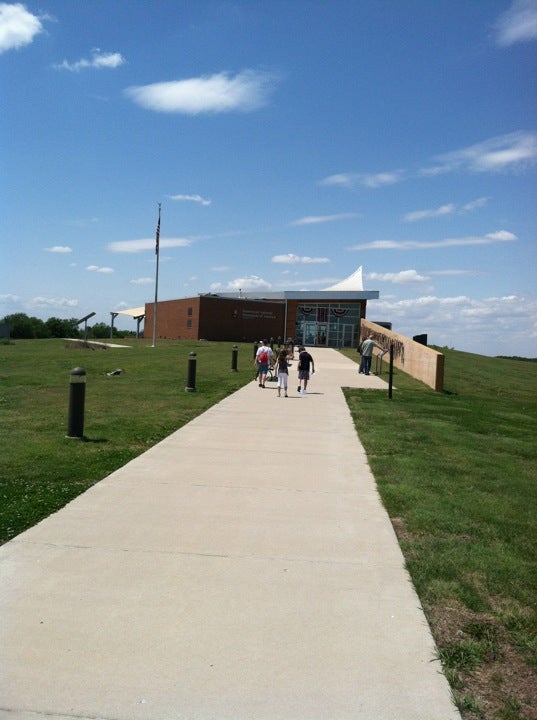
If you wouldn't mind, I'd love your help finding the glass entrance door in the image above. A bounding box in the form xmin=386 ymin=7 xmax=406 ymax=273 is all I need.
xmin=316 ymin=324 xmax=327 ymax=345
xmin=297 ymin=315 xmax=356 ymax=347
xmin=303 ymin=322 xmax=316 ymax=345
xmin=340 ymin=323 xmax=354 ymax=347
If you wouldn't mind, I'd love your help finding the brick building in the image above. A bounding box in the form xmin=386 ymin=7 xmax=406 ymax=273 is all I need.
xmin=131 ymin=266 xmax=380 ymax=349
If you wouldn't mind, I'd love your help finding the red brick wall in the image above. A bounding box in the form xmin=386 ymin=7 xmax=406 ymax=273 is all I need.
xmin=198 ymin=296 xmax=285 ymax=341
xmin=144 ymin=296 xmax=285 ymax=341
xmin=144 ymin=298 xmax=200 ymax=340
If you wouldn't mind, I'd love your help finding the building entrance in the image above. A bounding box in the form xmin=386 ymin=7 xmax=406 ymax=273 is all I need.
xmin=295 ymin=303 xmax=362 ymax=348
xmin=298 ymin=319 xmax=355 ymax=348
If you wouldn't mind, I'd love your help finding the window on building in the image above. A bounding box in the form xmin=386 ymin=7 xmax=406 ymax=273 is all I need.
xmin=187 ymin=307 xmax=193 ymax=316
xmin=187 ymin=319 xmax=192 ymax=329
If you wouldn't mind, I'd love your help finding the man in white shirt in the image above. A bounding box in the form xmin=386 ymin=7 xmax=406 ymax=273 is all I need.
xmin=254 ymin=339 xmax=273 ymax=388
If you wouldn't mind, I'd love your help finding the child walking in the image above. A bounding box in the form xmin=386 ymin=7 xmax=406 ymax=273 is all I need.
xmin=274 ymin=348 xmax=289 ymax=397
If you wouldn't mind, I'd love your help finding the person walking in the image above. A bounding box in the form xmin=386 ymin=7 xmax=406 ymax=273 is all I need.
xmin=274 ymin=348 xmax=289 ymax=397
xmin=360 ymin=334 xmax=383 ymax=376
xmin=297 ymin=346 xmax=314 ymax=395
xmin=254 ymin=339 xmax=273 ymax=388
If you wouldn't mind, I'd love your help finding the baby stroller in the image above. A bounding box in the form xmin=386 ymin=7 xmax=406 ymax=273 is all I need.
xmin=254 ymin=361 xmax=277 ymax=383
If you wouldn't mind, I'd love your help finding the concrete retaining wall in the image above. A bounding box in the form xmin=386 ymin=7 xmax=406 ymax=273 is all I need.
xmin=361 ymin=319 xmax=444 ymax=391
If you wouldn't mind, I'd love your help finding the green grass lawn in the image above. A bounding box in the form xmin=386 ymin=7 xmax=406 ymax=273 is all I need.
xmin=2 ymin=338 xmax=536 ymax=719
xmin=341 ymin=347 xmax=537 ymax=720
xmin=0 ymin=338 xmax=255 ymax=543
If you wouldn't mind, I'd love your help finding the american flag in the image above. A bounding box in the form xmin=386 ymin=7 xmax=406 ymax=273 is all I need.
xmin=155 ymin=214 xmax=160 ymax=255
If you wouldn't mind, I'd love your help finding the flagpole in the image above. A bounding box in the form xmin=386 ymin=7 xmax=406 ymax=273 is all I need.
xmin=151 ymin=203 xmax=161 ymax=348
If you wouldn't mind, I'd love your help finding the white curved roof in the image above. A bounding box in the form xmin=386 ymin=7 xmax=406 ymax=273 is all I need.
xmin=323 ymin=266 xmax=363 ymax=291
xmin=117 ymin=307 xmax=145 ymax=318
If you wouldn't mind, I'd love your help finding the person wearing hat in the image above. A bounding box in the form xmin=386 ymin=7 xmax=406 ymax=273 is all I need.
xmin=254 ymin=339 xmax=273 ymax=388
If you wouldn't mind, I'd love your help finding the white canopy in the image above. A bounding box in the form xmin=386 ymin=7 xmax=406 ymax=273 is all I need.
xmin=323 ymin=266 xmax=363 ymax=291
xmin=116 ymin=307 xmax=145 ymax=318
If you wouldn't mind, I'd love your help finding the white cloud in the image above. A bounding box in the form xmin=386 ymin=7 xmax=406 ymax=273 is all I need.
xmin=0 ymin=293 xmax=20 ymax=303
xmin=423 ymin=131 xmax=537 ymax=174
xmin=108 ymin=237 xmax=192 ymax=253
xmin=0 ymin=2 xmax=43 ymax=53
xmin=403 ymin=204 xmax=455 ymax=222
xmin=45 ymin=245 xmax=72 ymax=253
xmin=211 ymin=265 xmax=230 ymax=272
xmin=367 ymin=294 xmax=537 ymax=356
xmin=485 ymin=230 xmax=517 ymax=241
xmin=54 ymin=49 xmax=125 ymax=72
xmin=130 ymin=277 xmax=153 ymax=285
xmin=125 ymin=70 xmax=278 ymax=115
xmin=28 ymin=296 xmax=78 ymax=309
xmin=361 ymin=171 xmax=402 ymax=188
xmin=324 ymin=132 xmax=537 ymax=194
xmin=350 ymin=230 xmax=517 ymax=251
xmin=272 ymin=253 xmax=330 ymax=264
xmin=403 ymin=197 xmax=489 ymax=222
xmin=318 ymin=173 xmax=358 ymax=188
xmin=367 ymin=270 xmax=429 ymax=284
xmin=318 ymin=171 xmax=402 ymax=189
xmin=86 ymin=265 xmax=114 ymax=273
xmin=168 ymin=194 xmax=212 ymax=206
xmin=210 ymin=275 xmax=272 ymax=292
xmin=494 ymin=0 xmax=537 ymax=46
xmin=290 ymin=213 xmax=358 ymax=226
xmin=462 ymin=197 xmax=489 ymax=212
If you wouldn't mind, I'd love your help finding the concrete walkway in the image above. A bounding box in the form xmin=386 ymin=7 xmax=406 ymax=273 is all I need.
xmin=0 ymin=348 xmax=460 ymax=720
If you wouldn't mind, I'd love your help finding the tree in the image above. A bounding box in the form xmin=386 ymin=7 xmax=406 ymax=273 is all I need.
xmin=90 ymin=322 xmax=113 ymax=338
xmin=1 ymin=313 xmax=46 ymax=338
xmin=45 ymin=317 xmax=80 ymax=338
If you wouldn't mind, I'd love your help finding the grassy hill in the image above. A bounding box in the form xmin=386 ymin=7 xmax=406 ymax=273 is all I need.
xmin=341 ymin=346 xmax=537 ymax=720
xmin=2 ymin=339 xmax=536 ymax=719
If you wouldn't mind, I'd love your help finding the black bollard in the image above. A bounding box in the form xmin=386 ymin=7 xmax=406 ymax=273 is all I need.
xmin=231 ymin=345 xmax=238 ymax=372
xmin=66 ymin=367 xmax=86 ymax=439
xmin=185 ymin=352 xmax=197 ymax=392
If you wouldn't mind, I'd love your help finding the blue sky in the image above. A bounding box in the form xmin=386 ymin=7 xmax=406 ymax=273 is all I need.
xmin=1 ymin=0 xmax=536 ymax=357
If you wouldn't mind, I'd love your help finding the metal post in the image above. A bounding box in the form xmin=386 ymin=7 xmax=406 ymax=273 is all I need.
xmin=231 ymin=345 xmax=238 ymax=372
xmin=185 ymin=352 xmax=197 ymax=392
xmin=253 ymin=341 xmax=259 ymax=359
xmin=110 ymin=312 xmax=119 ymax=339
xmin=66 ymin=367 xmax=86 ymax=439
xmin=388 ymin=343 xmax=394 ymax=399
xmin=152 ymin=203 xmax=162 ymax=347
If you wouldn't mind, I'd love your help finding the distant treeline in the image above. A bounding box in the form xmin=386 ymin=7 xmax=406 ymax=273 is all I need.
xmin=496 ymin=355 xmax=537 ymax=363
xmin=0 ymin=313 xmax=135 ymax=340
